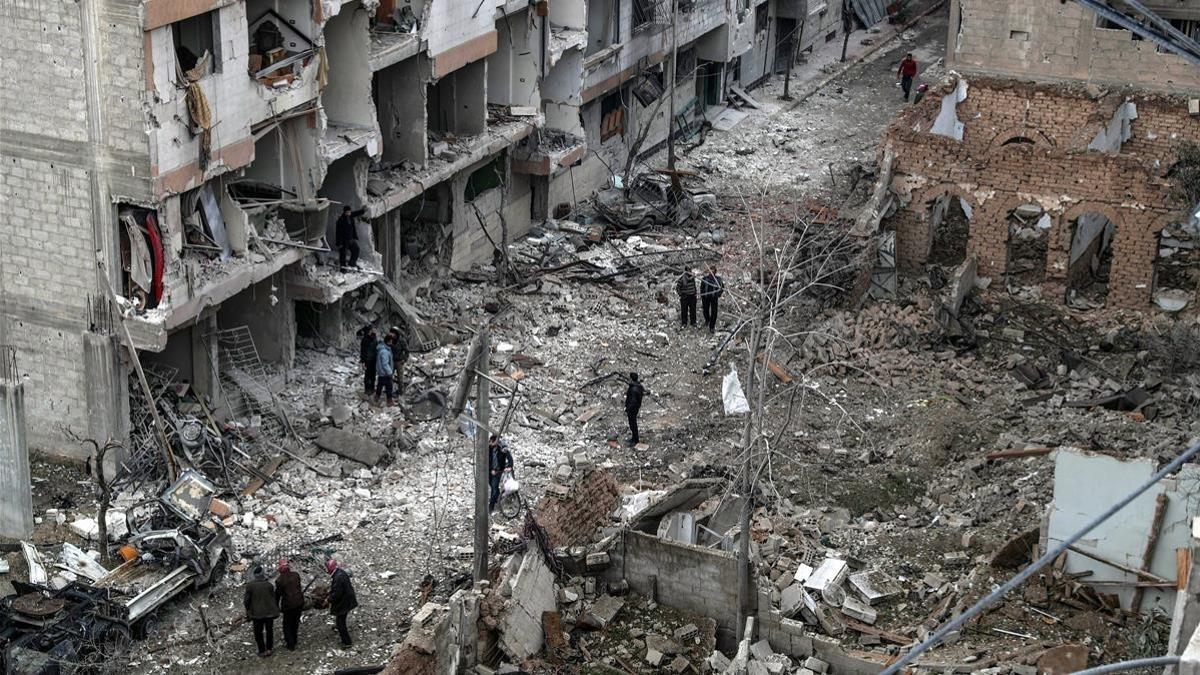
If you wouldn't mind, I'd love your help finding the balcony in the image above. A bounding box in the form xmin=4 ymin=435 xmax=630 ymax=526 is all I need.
xmin=512 ymin=131 xmax=588 ymax=176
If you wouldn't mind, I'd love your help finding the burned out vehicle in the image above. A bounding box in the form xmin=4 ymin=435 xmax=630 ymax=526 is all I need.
xmin=0 ymin=471 xmax=233 ymax=673
xmin=594 ymin=173 xmax=717 ymax=229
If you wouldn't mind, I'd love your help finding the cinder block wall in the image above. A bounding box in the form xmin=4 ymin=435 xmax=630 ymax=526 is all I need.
xmin=605 ymin=530 xmax=743 ymax=648
xmin=948 ymin=0 xmax=1200 ymax=94
xmin=0 ymin=0 xmax=150 ymax=460
xmin=879 ymin=78 xmax=1193 ymax=309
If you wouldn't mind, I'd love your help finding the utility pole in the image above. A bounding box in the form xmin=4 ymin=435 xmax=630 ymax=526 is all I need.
xmin=781 ymin=17 xmax=804 ymax=100
xmin=735 ymin=319 xmax=762 ymax=642
xmin=472 ymin=328 xmax=490 ymax=583
xmin=667 ymin=0 xmax=681 ymax=197
xmin=840 ymin=0 xmax=853 ymax=62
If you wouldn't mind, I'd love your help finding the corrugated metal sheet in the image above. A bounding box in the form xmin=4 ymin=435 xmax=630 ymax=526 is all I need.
xmin=850 ymin=0 xmax=888 ymax=27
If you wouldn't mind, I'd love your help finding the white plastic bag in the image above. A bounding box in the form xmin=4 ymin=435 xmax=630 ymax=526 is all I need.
xmin=722 ymin=364 xmax=750 ymax=415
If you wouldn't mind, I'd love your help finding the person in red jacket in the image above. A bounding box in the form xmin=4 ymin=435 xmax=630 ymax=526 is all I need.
xmin=897 ymin=53 xmax=918 ymax=102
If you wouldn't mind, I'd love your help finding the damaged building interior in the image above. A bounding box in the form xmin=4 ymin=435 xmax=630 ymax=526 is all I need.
xmin=6 ymin=0 xmax=1200 ymax=672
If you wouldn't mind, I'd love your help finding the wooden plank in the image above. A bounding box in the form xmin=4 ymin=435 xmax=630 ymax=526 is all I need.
xmin=241 ymin=456 xmax=284 ymax=497
xmin=757 ymin=353 xmax=794 ymax=383
xmin=1067 ymin=545 xmax=1171 ymax=584
xmin=985 ymin=447 xmax=1055 ymax=460
xmin=1178 ymin=548 xmax=1192 ymax=591
xmin=1131 ymin=493 xmax=1169 ymax=612
xmin=841 ymin=615 xmax=910 ymax=645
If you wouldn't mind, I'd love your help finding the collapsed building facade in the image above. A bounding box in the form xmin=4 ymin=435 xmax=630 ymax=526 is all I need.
xmin=0 ymin=0 xmax=859 ymax=468
xmin=876 ymin=0 xmax=1200 ymax=311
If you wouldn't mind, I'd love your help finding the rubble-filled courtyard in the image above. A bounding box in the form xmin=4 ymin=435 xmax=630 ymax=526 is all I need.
xmin=6 ymin=2 xmax=1200 ymax=674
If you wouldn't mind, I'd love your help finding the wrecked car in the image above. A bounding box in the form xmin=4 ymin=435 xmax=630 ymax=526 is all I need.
xmin=594 ymin=173 xmax=717 ymax=229
xmin=0 ymin=471 xmax=234 ymax=672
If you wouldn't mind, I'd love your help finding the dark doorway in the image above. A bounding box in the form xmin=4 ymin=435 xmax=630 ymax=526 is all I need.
xmin=1065 ymin=213 xmax=1116 ymax=307
xmin=774 ymin=18 xmax=797 ymax=73
xmin=1005 ymin=204 xmax=1049 ymax=292
xmin=927 ymin=194 xmax=970 ymax=268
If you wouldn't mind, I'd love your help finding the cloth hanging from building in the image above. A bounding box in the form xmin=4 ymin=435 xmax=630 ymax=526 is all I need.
xmin=317 ymin=45 xmax=329 ymax=91
xmin=185 ymin=82 xmax=213 ymax=170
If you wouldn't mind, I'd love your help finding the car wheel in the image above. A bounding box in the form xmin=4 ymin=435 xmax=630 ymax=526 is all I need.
xmin=196 ymin=552 xmax=227 ymax=590
xmin=500 ymin=492 xmax=523 ymax=520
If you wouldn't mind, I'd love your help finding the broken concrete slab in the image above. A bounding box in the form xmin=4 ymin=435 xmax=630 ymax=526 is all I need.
xmin=316 ymin=427 xmax=388 ymax=466
xmin=803 ymin=558 xmax=848 ymax=594
xmin=841 ymin=596 xmax=878 ymax=625
xmin=579 ymin=593 xmax=624 ymax=629
xmin=848 ymin=569 xmax=903 ymax=604
xmin=498 ymin=550 xmax=557 ymax=661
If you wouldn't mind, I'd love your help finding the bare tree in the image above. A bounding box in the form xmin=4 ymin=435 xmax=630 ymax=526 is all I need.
xmin=84 ymin=438 xmax=124 ymax=565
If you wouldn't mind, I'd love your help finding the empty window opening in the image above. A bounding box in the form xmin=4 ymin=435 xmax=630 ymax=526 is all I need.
xmin=676 ymin=47 xmax=697 ymax=82
xmin=174 ymin=11 xmax=220 ymax=79
xmin=1005 ymin=204 xmax=1049 ymax=293
xmin=600 ymin=91 xmax=625 ymax=142
xmin=427 ymin=60 xmax=487 ymax=138
xmin=1001 ymin=135 xmax=1036 ymax=146
xmin=1065 ymin=213 xmax=1116 ymax=308
xmin=1152 ymin=230 xmax=1198 ymax=311
xmin=1009 ymin=30 xmax=1030 ymax=41
xmin=756 ymin=3 xmax=769 ymax=33
xmin=465 ymin=153 xmax=507 ymax=202
xmin=247 ymin=8 xmax=315 ymax=86
xmin=585 ymin=0 xmax=619 ymax=56
xmin=295 ymin=300 xmax=324 ymax=340
xmin=926 ymin=194 xmax=971 ymax=268
xmin=1157 ymin=18 xmax=1200 ymax=53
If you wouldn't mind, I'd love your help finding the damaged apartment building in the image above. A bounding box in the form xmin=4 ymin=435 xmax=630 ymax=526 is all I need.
xmin=0 ymin=0 xmax=849 ymax=468
xmin=873 ymin=0 xmax=1200 ymax=312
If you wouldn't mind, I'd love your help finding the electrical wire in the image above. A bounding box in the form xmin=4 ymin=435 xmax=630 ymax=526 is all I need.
xmin=882 ymin=438 xmax=1200 ymax=674
xmin=1072 ymin=656 xmax=1181 ymax=674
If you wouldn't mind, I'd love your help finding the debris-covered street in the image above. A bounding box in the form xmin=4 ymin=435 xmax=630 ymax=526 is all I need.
xmin=6 ymin=0 xmax=1200 ymax=673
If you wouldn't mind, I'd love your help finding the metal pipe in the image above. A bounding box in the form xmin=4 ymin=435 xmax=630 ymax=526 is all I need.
xmin=881 ymin=438 xmax=1200 ymax=674
xmin=1073 ymin=0 xmax=1200 ymax=66
xmin=1115 ymin=0 xmax=1200 ymax=60
xmin=1072 ymin=655 xmax=1180 ymax=674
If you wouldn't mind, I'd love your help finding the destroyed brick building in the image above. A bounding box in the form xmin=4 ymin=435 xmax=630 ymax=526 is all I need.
xmin=876 ymin=0 xmax=1200 ymax=311
xmin=0 ymin=0 xmax=853 ymax=465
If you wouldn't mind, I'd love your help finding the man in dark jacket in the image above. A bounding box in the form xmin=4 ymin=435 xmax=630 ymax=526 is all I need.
xmin=700 ymin=265 xmax=725 ymax=334
xmin=488 ymin=435 xmax=514 ymax=512
xmin=359 ymin=326 xmax=378 ymax=396
xmin=675 ymin=268 xmax=698 ymax=328
xmin=387 ymin=326 xmax=410 ymax=394
xmin=244 ymin=566 xmax=280 ymax=657
xmin=335 ymin=206 xmax=365 ymax=270
xmin=326 ymin=559 xmax=358 ymax=647
xmin=624 ymin=372 xmax=646 ymax=447
xmin=275 ymin=559 xmax=304 ymax=651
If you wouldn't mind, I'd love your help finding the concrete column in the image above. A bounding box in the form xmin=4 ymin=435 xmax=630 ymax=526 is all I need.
xmin=190 ymin=312 xmax=220 ymax=400
xmin=83 ymin=332 xmax=129 ymax=478
xmin=1168 ymin=534 xmax=1200 ymax=671
xmin=0 ymin=378 xmax=33 ymax=539
xmin=318 ymin=299 xmax=348 ymax=349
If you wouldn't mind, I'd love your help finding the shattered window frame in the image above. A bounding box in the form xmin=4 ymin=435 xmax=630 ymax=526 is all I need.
xmin=465 ymin=152 xmax=508 ymax=202
xmin=632 ymin=69 xmax=665 ymax=106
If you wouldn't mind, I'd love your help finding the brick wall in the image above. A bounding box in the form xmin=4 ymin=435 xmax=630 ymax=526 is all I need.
xmin=949 ymin=0 xmax=1200 ymax=94
xmin=533 ymin=468 xmax=620 ymax=548
xmin=880 ymin=78 xmax=1193 ymax=309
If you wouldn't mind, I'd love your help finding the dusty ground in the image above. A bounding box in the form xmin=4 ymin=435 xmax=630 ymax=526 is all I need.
xmin=11 ymin=6 xmax=1199 ymax=673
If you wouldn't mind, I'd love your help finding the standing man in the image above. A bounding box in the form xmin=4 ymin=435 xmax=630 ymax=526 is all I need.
xmin=897 ymin=53 xmax=918 ymax=102
xmin=624 ymin=372 xmax=646 ymax=447
xmin=700 ymin=265 xmax=725 ymax=334
xmin=488 ymin=435 xmax=514 ymax=512
xmin=326 ymin=559 xmax=358 ymax=648
xmin=335 ymin=205 xmax=366 ymax=271
xmin=388 ymin=326 xmax=410 ymax=395
xmin=275 ymin=559 xmax=304 ymax=652
xmin=244 ymin=565 xmax=280 ymax=658
xmin=375 ymin=335 xmax=396 ymax=406
xmin=359 ymin=325 xmax=378 ymax=397
xmin=675 ymin=268 xmax=698 ymax=328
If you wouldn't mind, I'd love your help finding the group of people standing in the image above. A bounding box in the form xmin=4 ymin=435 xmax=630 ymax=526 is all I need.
xmin=675 ymin=265 xmax=725 ymax=333
xmin=243 ymin=558 xmax=359 ymax=658
xmin=359 ymin=325 xmax=410 ymax=406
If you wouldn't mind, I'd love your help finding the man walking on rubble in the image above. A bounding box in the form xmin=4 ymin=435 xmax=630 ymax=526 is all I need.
xmin=676 ymin=268 xmax=698 ymax=328
xmin=244 ymin=565 xmax=280 ymax=657
xmin=700 ymin=265 xmax=725 ymax=334
xmin=359 ymin=325 xmax=378 ymax=397
xmin=388 ymin=325 xmax=410 ymax=394
xmin=625 ymin=372 xmax=646 ymax=447
xmin=488 ymin=434 xmax=514 ymax=512
xmin=897 ymin=53 xmax=919 ymax=102
xmin=326 ymin=559 xmax=359 ymax=647
xmin=336 ymin=205 xmax=366 ymax=271
xmin=275 ymin=559 xmax=304 ymax=652
xmin=375 ymin=334 xmax=396 ymax=406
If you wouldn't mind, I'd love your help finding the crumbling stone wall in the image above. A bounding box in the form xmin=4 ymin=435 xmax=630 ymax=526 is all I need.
xmin=948 ymin=0 xmax=1200 ymax=94
xmin=534 ymin=468 xmax=620 ymax=548
xmin=880 ymin=78 xmax=1195 ymax=309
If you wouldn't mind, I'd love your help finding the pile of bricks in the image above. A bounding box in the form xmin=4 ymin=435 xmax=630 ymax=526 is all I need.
xmin=534 ymin=468 xmax=620 ymax=548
